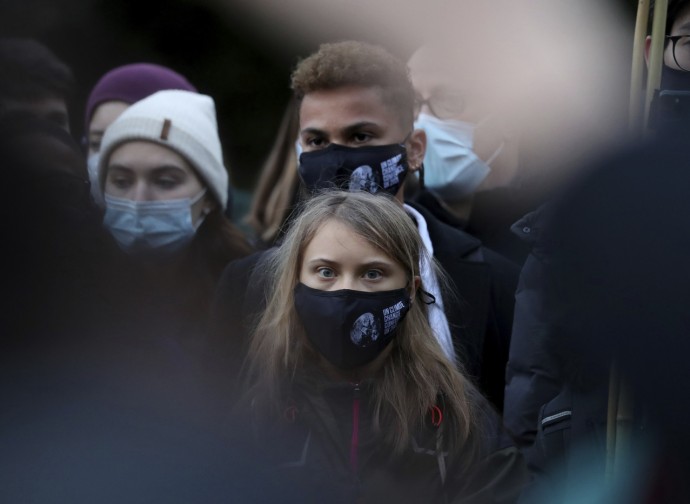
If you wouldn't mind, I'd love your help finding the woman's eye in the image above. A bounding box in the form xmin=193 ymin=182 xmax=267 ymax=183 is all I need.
xmin=110 ymin=176 xmax=131 ymax=189
xmin=306 ymin=137 xmax=328 ymax=149
xmin=352 ymin=132 xmax=372 ymax=144
xmin=317 ymin=267 xmax=335 ymax=279
xmin=155 ymin=177 xmax=181 ymax=189
xmin=363 ymin=270 xmax=382 ymax=280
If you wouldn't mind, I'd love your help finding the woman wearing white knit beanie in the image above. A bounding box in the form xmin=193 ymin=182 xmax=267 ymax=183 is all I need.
xmin=98 ymin=89 xmax=243 ymax=252
xmin=96 ymin=89 xmax=252 ymax=343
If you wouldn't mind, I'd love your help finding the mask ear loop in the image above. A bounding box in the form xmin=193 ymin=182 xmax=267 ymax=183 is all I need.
xmin=405 ymin=277 xmax=436 ymax=305
xmin=474 ymin=114 xmax=507 ymax=167
xmin=192 ymin=188 xmax=211 ymax=230
xmin=420 ymin=289 xmax=436 ymax=305
xmin=484 ymin=140 xmax=505 ymax=167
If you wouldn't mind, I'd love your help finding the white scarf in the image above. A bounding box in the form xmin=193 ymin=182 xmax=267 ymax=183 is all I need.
xmin=403 ymin=204 xmax=456 ymax=364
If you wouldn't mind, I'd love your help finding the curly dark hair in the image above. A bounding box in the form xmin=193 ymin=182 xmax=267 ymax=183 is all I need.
xmin=290 ymin=40 xmax=415 ymax=129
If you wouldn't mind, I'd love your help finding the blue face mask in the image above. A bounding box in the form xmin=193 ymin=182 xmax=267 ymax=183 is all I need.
xmin=414 ymin=113 xmax=503 ymax=201
xmin=103 ymin=189 xmax=207 ymax=255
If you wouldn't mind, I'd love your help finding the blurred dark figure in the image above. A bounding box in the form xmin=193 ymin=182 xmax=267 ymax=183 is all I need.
xmin=514 ymin=132 xmax=690 ymax=503
xmin=504 ymin=2 xmax=690 ymax=489
xmin=0 ymin=114 xmax=290 ymax=503
xmin=0 ymin=37 xmax=74 ymax=132
xmin=0 ymin=112 xmax=102 ymax=339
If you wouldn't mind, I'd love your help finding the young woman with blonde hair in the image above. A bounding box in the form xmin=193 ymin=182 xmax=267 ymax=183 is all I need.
xmin=238 ymin=190 xmax=526 ymax=503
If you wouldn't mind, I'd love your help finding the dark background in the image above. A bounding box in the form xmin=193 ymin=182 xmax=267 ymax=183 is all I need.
xmin=1 ymin=0 xmax=639 ymax=204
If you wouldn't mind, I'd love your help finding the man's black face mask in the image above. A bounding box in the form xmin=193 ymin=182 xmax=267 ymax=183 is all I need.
xmin=298 ymin=142 xmax=409 ymax=197
xmin=661 ymin=65 xmax=690 ymax=90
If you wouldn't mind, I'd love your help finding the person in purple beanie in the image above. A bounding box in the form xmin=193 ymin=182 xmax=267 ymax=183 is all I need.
xmin=83 ymin=63 xmax=197 ymax=203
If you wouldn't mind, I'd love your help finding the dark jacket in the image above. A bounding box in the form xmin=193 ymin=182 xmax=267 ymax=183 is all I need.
xmin=210 ymin=204 xmax=519 ymax=412
xmin=411 ymin=187 xmax=536 ymax=266
xmin=508 ymin=137 xmax=690 ymax=503
xmin=238 ymin=372 xmax=528 ymax=504
xmin=502 ymin=206 xmax=563 ymax=450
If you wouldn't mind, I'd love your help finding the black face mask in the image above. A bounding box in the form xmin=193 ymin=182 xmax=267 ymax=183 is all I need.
xmin=661 ymin=65 xmax=690 ymax=91
xmin=293 ymin=283 xmax=411 ymax=370
xmin=648 ymin=66 xmax=690 ymax=133
xmin=298 ymin=142 xmax=409 ymax=196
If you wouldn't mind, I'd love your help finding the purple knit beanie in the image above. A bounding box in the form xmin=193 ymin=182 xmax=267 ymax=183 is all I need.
xmin=84 ymin=63 xmax=197 ymax=133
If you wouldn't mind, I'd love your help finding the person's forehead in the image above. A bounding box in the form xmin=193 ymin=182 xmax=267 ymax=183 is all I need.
xmin=298 ymin=85 xmax=404 ymax=130
xmin=408 ymin=44 xmax=481 ymax=93
xmin=89 ymin=101 xmax=129 ymax=133
xmin=301 ymin=85 xmax=387 ymax=112
xmin=109 ymin=140 xmax=193 ymax=170
xmin=305 ymin=219 xmax=386 ymax=257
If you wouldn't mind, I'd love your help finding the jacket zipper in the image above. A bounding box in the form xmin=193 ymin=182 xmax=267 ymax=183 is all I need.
xmin=350 ymin=382 xmax=361 ymax=475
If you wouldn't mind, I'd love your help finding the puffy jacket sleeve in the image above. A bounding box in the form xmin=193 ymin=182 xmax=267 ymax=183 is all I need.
xmin=503 ymin=207 xmax=563 ymax=450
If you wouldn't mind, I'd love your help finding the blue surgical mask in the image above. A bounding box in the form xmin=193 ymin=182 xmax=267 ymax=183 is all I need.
xmin=103 ymin=189 xmax=207 ymax=255
xmin=415 ymin=113 xmax=503 ymax=201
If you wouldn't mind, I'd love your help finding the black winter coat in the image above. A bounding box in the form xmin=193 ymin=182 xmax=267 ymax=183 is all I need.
xmin=502 ymin=205 xmax=562 ymax=450
xmin=238 ymin=372 xmax=528 ymax=503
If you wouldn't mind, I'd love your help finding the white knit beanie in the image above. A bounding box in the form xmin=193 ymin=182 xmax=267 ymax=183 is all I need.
xmin=98 ymin=89 xmax=228 ymax=209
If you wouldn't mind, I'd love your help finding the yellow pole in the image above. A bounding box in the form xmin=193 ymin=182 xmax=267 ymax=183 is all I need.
xmin=644 ymin=0 xmax=668 ymax=130
xmin=629 ymin=0 xmax=651 ymax=133
xmin=605 ymin=363 xmax=620 ymax=481
xmin=614 ymin=379 xmax=635 ymax=477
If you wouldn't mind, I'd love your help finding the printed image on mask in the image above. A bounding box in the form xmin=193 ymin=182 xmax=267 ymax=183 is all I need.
xmin=351 ymin=312 xmax=379 ymax=346
xmin=415 ymin=113 xmax=503 ymax=201
xmin=103 ymin=189 xmax=206 ymax=255
xmin=349 ymin=165 xmax=379 ymax=194
xmin=298 ymin=142 xmax=408 ymax=197
xmin=294 ymin=282 xmax=410 ymax=369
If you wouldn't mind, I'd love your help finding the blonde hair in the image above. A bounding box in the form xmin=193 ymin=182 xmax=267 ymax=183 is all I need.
xmin=243 ymin=190 xmax=479 ymax=458
xmin=245 ymin=98 xmax=301 ymax=246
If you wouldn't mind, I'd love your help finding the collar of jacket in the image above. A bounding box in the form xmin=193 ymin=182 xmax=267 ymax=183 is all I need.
xmin=295 ymin=362 xmax=377 ymax=396
xmin=510 ymin=202 xmax=555 ymax=260
xmin=405 ymin=200 xmax=481 ymax=257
